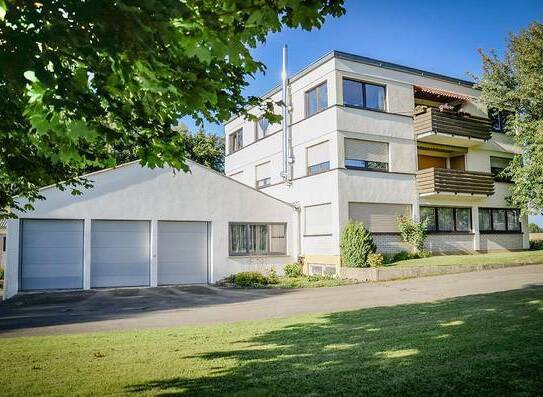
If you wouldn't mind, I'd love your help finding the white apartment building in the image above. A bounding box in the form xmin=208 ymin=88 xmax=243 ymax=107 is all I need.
xmin=225 ymin=50 xmax=529 ymax=270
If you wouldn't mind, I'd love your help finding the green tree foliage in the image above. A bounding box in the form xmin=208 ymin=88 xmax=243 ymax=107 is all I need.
xmin=0 ymin=0 xmax=345 ymax=218
xmin=477 ymin=21 xmax=543 ymax=215
xmin=340 ymin=221 xmax=376 ymax=268
xmin=182 ymin=128 xmax=225 ymax=173
xmin=398 ymin=216 xmax=428 ymax=254
xmin=529 ymin=222 xmax=543 ymax=233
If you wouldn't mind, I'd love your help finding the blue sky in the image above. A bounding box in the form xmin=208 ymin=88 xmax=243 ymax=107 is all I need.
xmin=181 ymin=0 xmax=543 ymax=224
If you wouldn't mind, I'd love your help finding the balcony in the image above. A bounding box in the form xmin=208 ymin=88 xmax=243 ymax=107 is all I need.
xmin=416 ymin=167 xmax=495 ymax=197
xmin=414 ymin=108 xmax=492 ymax=147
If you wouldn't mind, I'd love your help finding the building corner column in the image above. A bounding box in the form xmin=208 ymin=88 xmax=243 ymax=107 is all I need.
xmin=472 ymin=206 xmax=480 ymax=251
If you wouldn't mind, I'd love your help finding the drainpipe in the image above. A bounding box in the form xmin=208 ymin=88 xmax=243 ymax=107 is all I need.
xmin=280 ymin=45 xmax=292 ymax=184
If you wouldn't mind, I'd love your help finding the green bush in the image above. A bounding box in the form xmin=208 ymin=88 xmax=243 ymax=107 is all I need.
xmin=530 ymin=240 xmax=543 ymax=250
xmin=225 ymin=272 xmax=269 ymax=287
xmin=267 ymin=269 xmax=279 ymax=284
xmin=284 ymin=263 xmax=303 ymax=277
xmin=367 ymin=253 xmax=384 ymax=267
xmin=398 ymin=216 xmax=428 ymax=254
xmin=340 ymin=221 xmax=376 ymax=267
xmin=392 ymin=251 xmax=412 ymax=262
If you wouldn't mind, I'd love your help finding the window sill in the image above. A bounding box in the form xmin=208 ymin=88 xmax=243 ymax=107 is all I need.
xmin=427 ymin=231 xmax=474 ymax=235
xmin=343 ymin=103 xmax=387 ymax=113
xmin=344 ymin=166 xmax=389 ymax=174
xmin=229 ymin=254 xmax=290 ymax=258
xmin=480 ymin=231 xmax=523 ymax=235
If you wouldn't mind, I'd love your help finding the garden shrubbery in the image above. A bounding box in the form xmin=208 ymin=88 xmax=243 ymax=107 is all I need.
xmin=530 ymin=239 xmax=543 ymax=250
xmin=340 ymin=221 xmax=376 ymax=267
xmin=284 ymin=263 xmax=303 ymax=277
xmin=223 ymin=271 xmax=272 ymax=287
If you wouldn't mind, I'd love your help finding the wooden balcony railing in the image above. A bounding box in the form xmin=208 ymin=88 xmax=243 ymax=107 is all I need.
xmin=414 ymin=108 xmax=492 ymax=141
xmin=416 ymin=168 xmax=495 ymax=196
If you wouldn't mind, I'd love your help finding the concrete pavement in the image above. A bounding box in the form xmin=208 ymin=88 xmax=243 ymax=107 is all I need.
xmin=1 ymin=264 xmax=542 ymax=338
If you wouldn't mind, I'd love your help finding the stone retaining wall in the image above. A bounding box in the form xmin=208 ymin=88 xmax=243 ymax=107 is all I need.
xmin=339 ymin=262 xmax=535 ymax=282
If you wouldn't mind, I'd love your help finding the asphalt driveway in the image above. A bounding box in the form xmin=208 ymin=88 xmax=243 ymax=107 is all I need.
xmin=1 ymin=264 xmax=542 ymax=338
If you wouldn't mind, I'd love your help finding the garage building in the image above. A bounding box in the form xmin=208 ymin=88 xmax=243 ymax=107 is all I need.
xmin=4 ymin=161 xmax=298 ymax=299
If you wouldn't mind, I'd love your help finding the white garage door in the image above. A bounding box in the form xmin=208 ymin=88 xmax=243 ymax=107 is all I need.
xmin=158 ymin=221 xmax=208 ymax=285
xmin=21 ymin=219 xmax=83 ymax=290
xmin=91 ymin=220 xmax=150 ymax=288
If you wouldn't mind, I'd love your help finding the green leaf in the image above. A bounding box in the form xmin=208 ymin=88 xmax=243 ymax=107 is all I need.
xmin=0 ymin=0 xmax=6 ymax=21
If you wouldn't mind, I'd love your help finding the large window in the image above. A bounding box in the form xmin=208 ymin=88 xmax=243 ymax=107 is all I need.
xmin=229 ymin=223 xmax=287 ymax=256
xmin=479 ymin=208 xmax=521 ymax=233
xmin=490 ymin=156 xmax=512 ymax=183
xmin=307 ymin=141 xmax=330 ymax=175
xmin=305 ymin=82 xmax=328 ymax=117
xmin=255 ymin=162 xmax=271 ymax=189
xmin=420 ymin=206 xmax=472 ymax=233
xmin=345 ymin=138 xmax=388 ymax=171
xmin=228 ymin=128 xmax=243 ymax=153
xmin=343 ymin=78 xmax=386 ymax=111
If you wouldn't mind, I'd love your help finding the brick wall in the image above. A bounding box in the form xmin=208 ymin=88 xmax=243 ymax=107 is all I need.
xmin=373 ymin=234 xmax=411 ymax=254
xmin=373 ymin=233 xmax=476 ymax=254
xmin=480 ymin=234 xmax=523 ymax=251
xmin=424 ymin=234 xmax=474 ymax=254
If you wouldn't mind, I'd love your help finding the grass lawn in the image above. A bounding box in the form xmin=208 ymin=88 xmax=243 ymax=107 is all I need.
xmin=391 ymin=249 xmax=543 ymax=268
xmin=2 ymin=287 xmax=543 ymax=395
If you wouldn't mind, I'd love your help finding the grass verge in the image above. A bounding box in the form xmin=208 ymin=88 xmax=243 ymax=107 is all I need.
xmin=391 ymin=249 xmax=543 ymax=268
xmin=1 ymin=287 xmax=543 ymax=395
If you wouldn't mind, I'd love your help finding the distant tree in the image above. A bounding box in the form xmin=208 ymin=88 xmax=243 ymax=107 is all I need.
xmin=0 ymin=0 xmax=346 ymax=218
xmin=476 ymin=20 xmax=543 ymax=215
xmin=178 ymin=126 xmax=225 ymax=173
xmin=90 ymin=124 xmax=225 ymax=173
xmin=529 ymin=223 xmax=542 ymax=233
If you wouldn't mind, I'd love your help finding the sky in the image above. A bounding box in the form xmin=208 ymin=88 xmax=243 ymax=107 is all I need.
xmin=181 ymin=0 xmax=543 ymax=224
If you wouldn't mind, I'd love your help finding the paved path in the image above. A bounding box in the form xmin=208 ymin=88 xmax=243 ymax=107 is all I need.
xmin=1 ymin=264 xmax=542 ymax=338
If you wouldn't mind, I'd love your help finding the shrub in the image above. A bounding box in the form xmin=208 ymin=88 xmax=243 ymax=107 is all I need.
xmin=225 ymin=272 xmax=269 ymax=287
xmin=267 ymin=269 xmax=279 ymax=284
xmin=392 ymin=251 xmax=411 ymax=262
xmin=284 ymin=263 xmax=303 ymax=277
xmin=398 ymin=216 xmax=428 ymax=254
xmin=0 ymin=267 xmax=3 ymax=280
xmin=367 ymin=253 xmax=384 ymax=267
xmin=340 ymin=221 xmax=376 ymax=267
xmin=530 ymin=240 xmax=543 ymax=250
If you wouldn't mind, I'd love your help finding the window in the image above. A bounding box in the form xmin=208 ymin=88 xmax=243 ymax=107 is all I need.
xmin=307 ymin=141 xmax=330 ymax=175
xmin=489 ymin=110 xmax=508 ymax=132
xmin=420 ymin=207 xmax=472 ymax=233
xmin=479 ymin=208 xmax=521 ymax=233
xmin=345 ymin=138 xmax=388 ymax=171
xmin=255 ymin=162 xmax=271 ymax=189
xmin=2 ymin=236 xmax=5 ymax=252
xmin=490 ymin=156 xmax=512 ymax=183
xmin=305 ymin=82 xmax=328 ymax=117
xmin=228 ymin=128 xmax=243 ymax=153
xmin=229 ymin=223 xmax=287 ymax=255
xmin=343 ymin=78 xmax=386 ymax=111
xmin=256 ymin=117 xmax=270 ymax=140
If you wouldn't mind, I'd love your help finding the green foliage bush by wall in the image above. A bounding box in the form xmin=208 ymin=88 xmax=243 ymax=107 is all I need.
xmin=340 ymin=221 xmax=376 ymax=267
xmin=284 ymin=263 xmax=303 ymax=277
xmin=398 ymin=216 xmax=428 ymax=254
